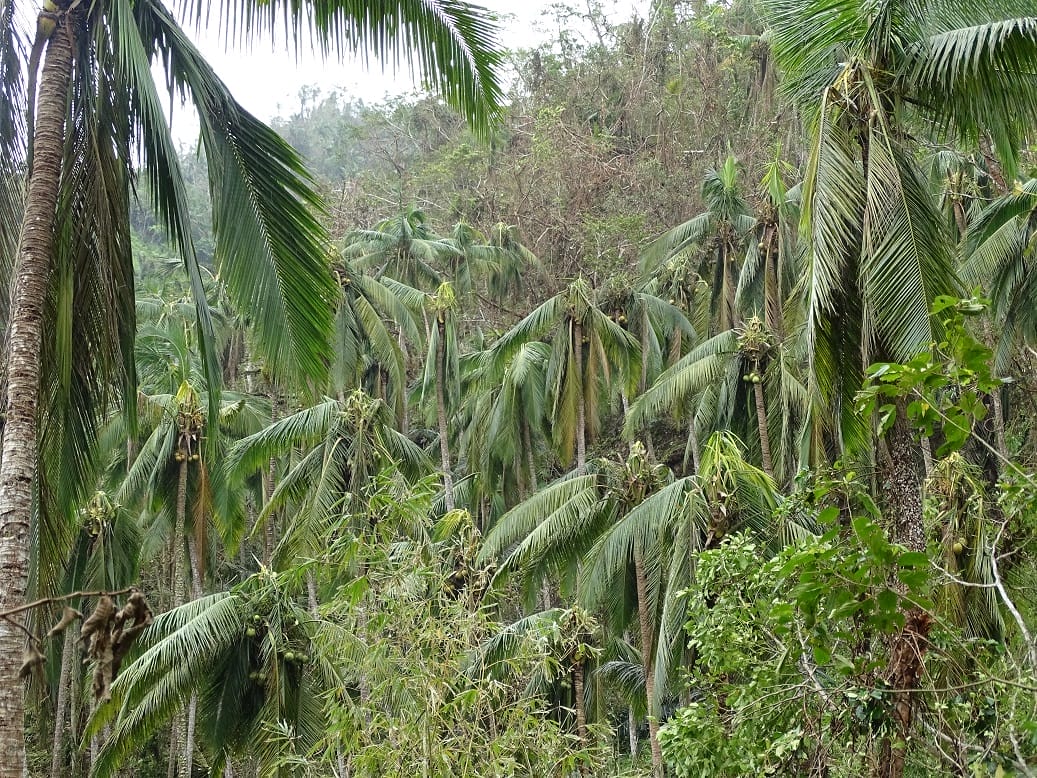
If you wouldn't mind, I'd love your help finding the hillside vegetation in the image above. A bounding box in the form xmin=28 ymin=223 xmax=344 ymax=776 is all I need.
xmin=6 ymin=1 xmax=1037 ymax=776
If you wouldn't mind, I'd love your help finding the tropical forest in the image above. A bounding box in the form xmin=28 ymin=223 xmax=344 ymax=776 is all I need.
xmin=0 ymin=0 xmax=1036 ymax=775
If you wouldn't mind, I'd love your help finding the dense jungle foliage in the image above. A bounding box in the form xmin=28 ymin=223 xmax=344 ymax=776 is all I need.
xmin=2 ymin=0 xmax=1037 ymax=776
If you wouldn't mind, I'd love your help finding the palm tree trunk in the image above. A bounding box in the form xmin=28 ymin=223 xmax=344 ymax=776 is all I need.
xmin=685 ymin=414 xmax=700 ymax=475
xmin=628 ymin=705 xmax=639 ymax=759
xmin=634 ymin=546 xmax=664 ymax=777
xmin=575 ymin=321 xmax=587 ymax=471
xmin=172 ymin=457 xmax=189 ymax=777
xmin=173 ymin=458 xmax=188 ymax=606
xmin=875 ymin=406 xmax=930 ymax=778
xmin=524 ymin=420 xmax=538 ymax=493
xmin=0 ymin=18 xmax=74 ymax=775
xmin=185 ymin=695 xmax=198 ymax=777
xmin=752 ymin=377 xmax=773 ymax=477
xmin=721 ymin=241 xmax=738 ymax=331
xmin=50 ymin=626 xmax=74 ymax=778
xmin=573 ymin=660 xmax=589 ymax=775
xmin=435 ymin=318 xmax=455 ymax=511
xmin=638 ymin=317 xmax=656 ymax=460
xmin=573 ymin=661 xmax=588 ymax=739
xmin=69 ymin=626 xmax=83 ymax=774
xmin=763 ymin=226 xmax=784 ymax=340
xmin=185 ymin=533 xmax=203 ymax=777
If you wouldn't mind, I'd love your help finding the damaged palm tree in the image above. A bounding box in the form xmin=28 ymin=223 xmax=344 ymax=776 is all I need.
xmin=737 ymin=316 xmax=773 ymax=477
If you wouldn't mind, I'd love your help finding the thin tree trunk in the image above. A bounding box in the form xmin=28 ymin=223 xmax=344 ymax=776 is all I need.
xmin=920 ymin=435 xmax=933 ymax=479
xmin=307 ymin=571 xmax=319 ymax=616
xmin=685 ymin=414 xmax=700 ymax=475
xmin=638 ymin=316 xmax=656 ymax=460
xmin=398 ymin=328 xmax=410 ymax=434
xmin=628 ymin=705 xmax=639 ymax=758
xmin=763 ymin=226 xmax=784 ymax=340
xmin=69 ymin=628 xmax=82 ymax=774
xmin=634 ymin=546 xmax=664 ymax=777
xmin=573 ymin=661 xmax=589 ymax=774
xmin=172 ymin=457 xmax=189 ymax=777
xmin=524 ymin=420 xmax=538 ymax=492
xmin=264 ymin=458 xmax=276 ymax=566
xmin=185 ymin=695 xmax=197 ymax=777
xmin=50 ymin=626 xmax=74 ymax=778
xmin=752 ymin=376 xmax=773 ymax=477
xmin=0 ymin=18 xmax=74 ymax=776
xmin=173 ymin=458 xmax=188 ymax=607
xmin=185 ymin=532 xmax=203 ymax=777
xmin=575 ymin=321 xmax=587 ymax=471
xmin=624 ymin=629 xmax=639 ymax=758
xmin=435 ymin=317 xmax=455 ymax=511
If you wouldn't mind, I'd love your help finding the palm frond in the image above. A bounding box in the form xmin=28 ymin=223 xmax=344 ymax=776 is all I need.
xmin=174 ymin=0 xmax=505 ymax=135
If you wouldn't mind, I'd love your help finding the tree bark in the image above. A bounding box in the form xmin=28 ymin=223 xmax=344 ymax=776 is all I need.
xmin=573 ymin=660 xmax=589 ymax=768
xmin=574 ymin=321 xmax=587 ymax=471
xmin=762 ymin=225 xmax=784 ymax=340
xmin=185 ymin=694 xmax=197 ymax=777
xmin=68 ymin=624 xmax=83 ymax=775
xmin=874 ymin=406 xmax=931 ymax=778
xmin=50 ymin=625 xmax=74 ymax=778
xmin=524 ymin=420 xmax=538 ymax=493
xmin=627 ymin=704 xmax=639 ymax=759
xmin=752 ymin=376 xmax=773 ymax=477
xmin=173 ymin=458 xmax=188 ymax=607
xmin=638 ymin=314 xmax=656 ymax=460
xmin=634 ymin=546 xmax=664 ymax=777
xmin=171 ymin=457 xmax=189 ymax=777
xmin=0 ymin=18 xmax=74 ymax=776
xmin=435 ymin=317 xmax=455 ymax=511
xmin=685 ymin=414 xmax=700 ymax=475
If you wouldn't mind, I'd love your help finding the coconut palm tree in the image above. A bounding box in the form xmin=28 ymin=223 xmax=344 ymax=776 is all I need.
xmin=761 ymin=0 xmax=1037 ymax=773
xmin=331 ymin=262 xmax=424 ymax=424
xmin=0 ymin=3 xmax=503 ymax=766
xmin=479 ymin=434 xmax=781 ymax=777
xmin=490 ymin=278 xmax=640 ymax=471
xmin=420 ymin=283 xmax=461 ymax=510
xmin=736 ymin=154 xmax=804 ymax=343
xmin=461 ymin=340 xmax=551 ymax=521
xmin=227 ymin=389 xmax=431 ymax=568
xmin=343 ymin=207 xmax=458 ymax=290
xmin=485 ymin=222 xmax=542 ymax=304
xmin=624 ymin=321 xmax=812 ymax=483
xmin=964 ymin=178 xmax=1037 ymax=374
xmin=642 ymin=156 xmax=756 ymax=335
xmin=88 ymin=567 xmax=350 ymax=776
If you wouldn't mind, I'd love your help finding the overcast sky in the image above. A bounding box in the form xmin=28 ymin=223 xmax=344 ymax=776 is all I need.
xmin=170 ymin=0 xmax=649 ymax=143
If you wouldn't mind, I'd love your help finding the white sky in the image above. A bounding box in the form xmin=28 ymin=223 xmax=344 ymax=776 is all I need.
xmin=169 ymin=0 xmax=649 ymax=144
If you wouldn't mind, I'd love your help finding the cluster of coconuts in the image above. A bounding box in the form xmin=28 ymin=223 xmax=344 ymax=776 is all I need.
xmin=244 ymin=613 xmax=310 ymax=683
xmin=173 ymin=449 xmax=200 ymax=463
xmin=742 ymin=371 xmax=763 ymax=384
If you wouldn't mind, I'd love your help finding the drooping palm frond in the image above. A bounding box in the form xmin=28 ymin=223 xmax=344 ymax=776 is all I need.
xmin=963 ymin=179 xmax=1037 ymax=370
xmin=909 ymin=0 xmax=1037 ymax=180
xmin=624 ymin=329 xmax=739 ymax=436
xmin=860 ymin=118 xmax=959 ymax=362
xmin=344 ymin=208 xmax=455 ymax=290
xmin=227 ymin=399 xmax=340 ymax=478
xmin=465 ymin=607 xmax=567 ymax=681
xmin=478 ymin=470 xmax=606 ymax=587
xmin=136 ymin=0 xmax=339 ymax=389
xmin=174 ymin=0 xmax=505 ymax=135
